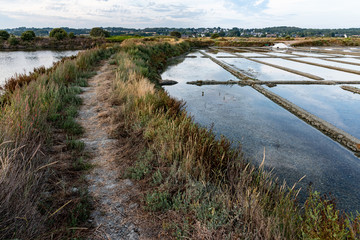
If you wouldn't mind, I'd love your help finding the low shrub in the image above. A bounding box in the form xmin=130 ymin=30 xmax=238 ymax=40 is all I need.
xmin=49 ymin=28 xmax=68 ymax=40
xmin=21 ymin=30 xmax=36 ymax=41
xmin=0 ymin=30 xmax=10 ymax=40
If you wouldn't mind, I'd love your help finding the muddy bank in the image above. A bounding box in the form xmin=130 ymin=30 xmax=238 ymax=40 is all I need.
xmin=341 ymin=86 xmax=360 ymax=94
xmin=0 ymin=37 xmax=106 ymax=50
xmin=253 ymin=84 xmax=360 ymax=154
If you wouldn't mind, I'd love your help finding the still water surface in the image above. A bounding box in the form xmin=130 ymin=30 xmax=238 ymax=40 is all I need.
xmin=0 ymin=50 xmax=79 ymax=86
xmin=162 ymin=51 xmax=360 ymax=213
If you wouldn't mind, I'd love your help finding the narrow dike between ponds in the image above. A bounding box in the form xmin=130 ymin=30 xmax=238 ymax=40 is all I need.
xmin=76 ymin=59 xmax=152 ymax=239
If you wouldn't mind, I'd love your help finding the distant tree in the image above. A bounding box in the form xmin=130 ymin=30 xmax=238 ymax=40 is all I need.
xmin=228 ymin=28 xmax=240 ymax=37
xmin=21 ymin=30 xmax=36 ymax=41
xmin=8 ymin=36 xmax=19 ymax=45
xmin=218 ymin=30 xmax=226 ymax=37
xmin=170 ymin=31 xmax=181 ymax=38
xmin=68 ymin=32 xmax=75 ymax=39
xmin=0 ymin=30 xmax=10 ymax=40
xmin=90 ymin=27 xmax=110 ymax=37
xmin=49 ymin=28 xmax=68 ymax=40
xmin=211 ymin=33 xmax=220 ymax=39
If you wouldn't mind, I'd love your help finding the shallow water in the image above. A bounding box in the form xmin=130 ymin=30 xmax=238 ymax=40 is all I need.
xmin=205 ymin=50 xmax=237 ymax=57
xmin=162 ymin=57 xmax=236 ymax=82
xmin=324 ymin=57 xmax=360 ymax=64
xmin=257 ymin=58 xmax=360 ymax=80
xmin=291 ymin=51 xmax=332 ymax=57
xmin=266 ymin=52 xmax=297 ymax=57
xmin=298 ymin=57 xmax=360 ymax=72
xmin=266 ymin=85 xmax=360 ymax=139
xmin=162 ymin=50 xmax=360 ymax=213
xmin=0 ymin=50 xmax=79 ymax=87
xmin=221 ymin=58 xmax=312 ymax=81
xmin=237 ymin=52 xmax=267 ymax=57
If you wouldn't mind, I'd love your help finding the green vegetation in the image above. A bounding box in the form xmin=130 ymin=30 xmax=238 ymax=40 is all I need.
xmin=8 ymin=36 xmax=19 ymax=45
xmin=109 ymin=38 xmax=360 ymax=239
xmin=90 ymin=27 xmax=110 ymax=38
xmin=0 ymin=30 xmax=10 ymax=40
xmin=0 ymin=45 xmax=115 ymax=239
xmin=68 ymin=32 xmax=75 ymax=39
xmin=211 ymin=33 xmax=220 ymax=39
xmin=73 ymin=157 xmax=93 ymax=171
xmin=170 ymin=31 xmax=181 ymax=38
xmin=21 ymin=30 xmax=36 ymax=41
xmin=49 ymin=28 xmax=68 ymax=40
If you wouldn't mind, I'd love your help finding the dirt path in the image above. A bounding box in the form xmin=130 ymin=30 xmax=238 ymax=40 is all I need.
xmin=76 ymin=60 xmax=154 ymax=240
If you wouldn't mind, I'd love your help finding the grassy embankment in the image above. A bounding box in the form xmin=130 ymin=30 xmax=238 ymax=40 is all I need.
xmin=109 ymin=38 xmax=360 ymax=239
xmin=0 ymin=45 xmax=115 ymax=239
xmin=291 ymin=37 xmax=360 ymax=47
xmin=186 ymin=37 xmax=360 ymax=47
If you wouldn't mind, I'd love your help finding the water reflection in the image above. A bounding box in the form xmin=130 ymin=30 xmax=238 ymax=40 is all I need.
xmin=222 ymin=58 xmax=312 ymax=81
xmin=162 ymin=51 xmax=360 ymax=213
xmin=257 ymin=58 xmax=360 ymax=80
xmin=266 ymin=85 xmax=360 ymax=139
xmin=0 ymin=50 xmax=79 ymax=86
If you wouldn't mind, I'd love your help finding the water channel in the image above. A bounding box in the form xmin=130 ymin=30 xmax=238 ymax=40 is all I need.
xmin=162 ymin=48 xmax=360 ymax=213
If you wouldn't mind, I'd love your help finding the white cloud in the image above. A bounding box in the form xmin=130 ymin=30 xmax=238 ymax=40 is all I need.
xmin=0 ymin=0 xmax=359 ymax=28
xmin=263 ymin=0 xmax=360 ymax=28
xmin=254 ymin=0 xmax=265 ymax=6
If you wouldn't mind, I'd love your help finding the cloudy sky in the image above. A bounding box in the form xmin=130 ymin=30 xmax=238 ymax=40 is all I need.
xmin=0 ymin=0 xmax=359 ymax=29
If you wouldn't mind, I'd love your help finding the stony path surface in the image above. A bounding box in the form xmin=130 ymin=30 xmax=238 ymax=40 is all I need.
xmin=76 ymin=60 xmax=147 ymax=240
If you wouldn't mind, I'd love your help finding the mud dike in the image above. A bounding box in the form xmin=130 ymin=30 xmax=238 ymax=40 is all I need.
xmin=341 ymin=86 xmax=360 ymax=94
xmin=77 ymin=60 xmax=144 ymax=240
xmin=199 ymin=50 xmax=360 ymax=155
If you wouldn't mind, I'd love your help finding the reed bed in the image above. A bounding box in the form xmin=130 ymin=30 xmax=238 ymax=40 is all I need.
xmin=110 ymin=39 xmax=360 ymax=239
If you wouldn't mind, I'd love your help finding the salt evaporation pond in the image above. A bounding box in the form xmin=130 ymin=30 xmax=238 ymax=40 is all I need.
xmin=327 ymin=57 xmax=360 ymax=64
xmin=297 ymin=57 xmax=360 ymax=72
xmin=162 ymin=50 xmax=360 ymax=213
xmin=265 ymin=52 xmax=297 ymax=58
xmin=257 ymin=58 xmax=360 ymax=80
xmin=0 ymin=50 xmax=80 ymax=87
xmin=222 ymin=58 xmax=312 ymax=81
xmin=266 ymin=85 xmax=360 ymax=139
xmin=164 ymin=57 xmax=235 ymax=82
xmin=290 ymin=51 xmax=332 ymax=57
